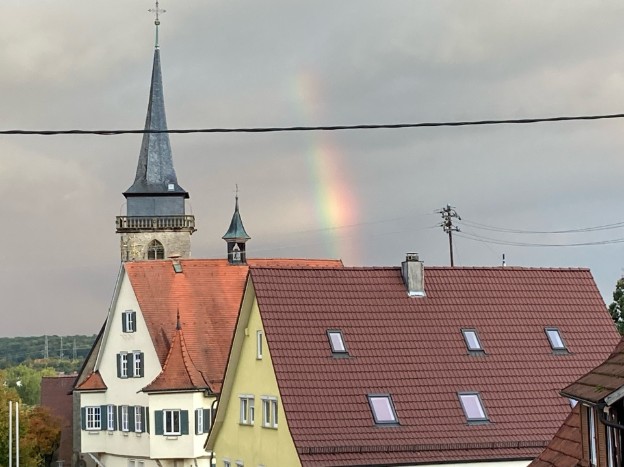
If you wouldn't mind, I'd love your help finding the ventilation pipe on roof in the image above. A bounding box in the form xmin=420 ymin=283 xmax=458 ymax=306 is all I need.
xmin=402 ymin=253 xmax=425 ymax=297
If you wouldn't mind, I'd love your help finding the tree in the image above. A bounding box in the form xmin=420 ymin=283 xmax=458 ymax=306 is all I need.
xmin=21 ymin=406 xmax=61 ymax=467
xmin=609 ymin=278 xmax=624 ymax=335
xmin=5 ymin=365 xmax=56 ymax=406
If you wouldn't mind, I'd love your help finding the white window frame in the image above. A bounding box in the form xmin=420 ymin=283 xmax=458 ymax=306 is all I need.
xmin=256 ymin=330 xmax=263 ymax=360
xmin=133 ymin=352 xmax=142 ymax=378
xmin=588 ymin=406 xmax=597 ymax=466
xmin=123 ymin=311 xmax=135 ymax=332
xmin=239 ymin=395 xmax=255 ymax=425
xmin=196 ymin=408 xmax=204 ymax=434
xmin=235 ymin=462 xmax=244 ymax=467
xmin=121 ymin=405 xmax=129 ymax=432
xmin=223 ymin=461 xmax=231 ymax=467
xmin=261 ymin=396 xmax=278 ymax=429
xmin=458 ymin=392 xmax=489 ymax=423
xmin=135 ymin=406 xmax=143 ymax=433
xmin=85 ymin=406 xmax=101 ymax=431
xmin=367 ymin=394 xmax=398 ymax=425
xmin=164 ymin=409 xmax=181 ymax=436
xmin=120 ymin=352 xmax=129 ymax=378
xmin=107 ymin=404 xmax=115 ymax=431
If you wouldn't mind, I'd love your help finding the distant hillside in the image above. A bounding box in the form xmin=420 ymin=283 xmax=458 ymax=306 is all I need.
xmin=0 ymin=335 xmax=97 ymax=371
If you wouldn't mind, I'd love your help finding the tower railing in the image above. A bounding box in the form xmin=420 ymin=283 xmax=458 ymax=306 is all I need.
xmin=116 ymin=215 xmax=196 ymax=232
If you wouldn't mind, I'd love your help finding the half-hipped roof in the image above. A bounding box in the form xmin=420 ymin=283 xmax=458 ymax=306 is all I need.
xmin=245 ymin=266 xmax=618 ymax=466
xmin=126 ymin=258 xmax=342 ymax=393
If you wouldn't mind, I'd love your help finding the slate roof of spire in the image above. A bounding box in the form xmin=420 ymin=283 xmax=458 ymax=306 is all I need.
xmin=244 ymin=266 xmax=619 ymax=466
xmin=223 ymin=196 xmax=250 ymax=241
xmin=124 ymin=48 xmax=188 ymax=198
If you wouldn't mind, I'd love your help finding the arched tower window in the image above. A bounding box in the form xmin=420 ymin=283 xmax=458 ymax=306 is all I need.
xmin=147 ymin=240 xmax=165 ymax=260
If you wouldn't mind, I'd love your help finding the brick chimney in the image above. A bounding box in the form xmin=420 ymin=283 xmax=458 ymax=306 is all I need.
xmin=401 ymin=253 xmax=425 ymax=297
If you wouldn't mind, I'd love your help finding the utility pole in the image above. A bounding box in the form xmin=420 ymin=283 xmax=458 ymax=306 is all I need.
xmin=437 ymin=204 xmax=461 ymax=267
xmin=59 ymin=336 xmax=63 ymax=360
xmin=73 ymin=339 xmax=77 ymax=360
xmin=44 ymin=335 xmax=48 ymax=359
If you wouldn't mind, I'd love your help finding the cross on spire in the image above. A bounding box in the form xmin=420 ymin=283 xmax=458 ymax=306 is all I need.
xmin=148 ymin=1 xmax=166 ymax=48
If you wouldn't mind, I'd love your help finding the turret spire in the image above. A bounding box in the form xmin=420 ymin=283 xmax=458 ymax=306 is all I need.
xmin=223 ymin=189 xmax=251 ymax=265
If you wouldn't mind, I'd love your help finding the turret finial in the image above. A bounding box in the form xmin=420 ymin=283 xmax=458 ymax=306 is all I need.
xmin=149 ymin=1 xmax=166 ymax=48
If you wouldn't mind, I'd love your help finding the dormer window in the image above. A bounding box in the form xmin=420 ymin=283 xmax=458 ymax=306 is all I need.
xmin=167 ymin=183 xmax=175 ymax=191
xmin=545 ymin=327 xmax=567 ymax=352
xmin=461 ymin=329 xmax=483 ymax=352
xmin=327 ymin=330 xmax=348 ymax=355
xmin=458 ymin=392 xmax=489 ymax=423
xmin=367 ymin=394 xmax=398 ymax=425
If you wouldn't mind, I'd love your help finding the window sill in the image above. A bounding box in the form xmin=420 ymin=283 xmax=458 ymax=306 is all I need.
xmin=122 ymin=431 xmax=129 ymax=436
xmin=238 ymin=422 xmax=254 ymax=427
xmin=135 ymin=432 xmax=142 ymax=437
xmin=87 ymin=431 xmax=100 ymax=435
xmin=262 ymin=425 xmax=278 ymax=430
xmin=165 ymin=435 xmax=180 ymax=440
xmin=107 ymin=431 xmax=114 ymax=436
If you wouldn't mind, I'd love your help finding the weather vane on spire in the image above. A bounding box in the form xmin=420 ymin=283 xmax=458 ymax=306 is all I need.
xmin=149 ymin=1 xmax=166 ymax=48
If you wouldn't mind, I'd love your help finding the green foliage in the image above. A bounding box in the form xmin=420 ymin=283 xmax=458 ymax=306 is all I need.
xmin=609 ymin=278 xmax=624 ymax=335
xmin=5 ymin=365 xmax=56 ymax=406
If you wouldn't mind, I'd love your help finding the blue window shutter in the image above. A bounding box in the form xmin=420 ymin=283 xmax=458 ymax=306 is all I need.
xmin=100 ymin=405 xmax=107 ymax=431
xmin=144 ymin=407 xmax=149 ymax=433
xmin=117 ymin=406 xmax=122 ymax=431
xmin=131 ymin=311 xmax=137 ymax=332
xmin=181 ymin=410 xmax=189 ymax=435
xmin=128 ymin=406 xmax=135 ymax=432
xmin=155 ymin=410 xmax=163 ymax=435
xmin=203 ymin=409 xmax=210 ymax=433
xmin=81 ymin=407 xmax=86 ymax=430
xmin=116 ymin=354 xmax=121 ymax=378
xmin=122 ymin=313 xmax=127 ymax=332
xmin=195 ymin=409 xmax=200 ymax=435
xmin=112 ymin=405 xmax=117 ymax=431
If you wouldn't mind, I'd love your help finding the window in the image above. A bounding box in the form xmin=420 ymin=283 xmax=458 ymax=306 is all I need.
xmin=235 ymin=462 xmax=244 ymax=467
xmin=132 ymin=351 xmax=144 ymax=378
xmin=239 ymin=396 xmax=255 ymax=425
xmin=327 ymin=330 xmax=347 ymax=354
xmin=164 ymin=409 xmax=181 ymax=435
xmin=458 ymin=393 xmax=489 ymax=423
xmin=545 ymin=327 xmax=567 ymax=351
xmin=367 ymin=394 xmax=398 ymax=425
xmin=117 ymin=353 xmax=129 ymax=378
xmin=135 ymin=406 xmax=143 ymax=433
xmin=588 ymin=406 xmax=597 ymax=466
xmin=85 ymin=406 xmax=101 ymax=430
xmin=121 ymin=405 xmax=129 ymax=432
xmin=461 ymin=329 xmax=483 ymax=352
xmin=147 ymin=240 xmax=165 ymax=260
xmin=232 ymin=244 xmax=241 ymax=262
xmin=261 ymin=397 xmax=278 ymax=428
xmin=195 ymin=408 xmax=212 ymax=435
xmin=223 ymin=461 xmax=231 ymax=467
xmin=256 ymin=331 xmax=263 ymax=359
xmin=122 ymin=311 xmax=136 ymax=333
xmin=107 ymin=405 xmax=116 ymax=431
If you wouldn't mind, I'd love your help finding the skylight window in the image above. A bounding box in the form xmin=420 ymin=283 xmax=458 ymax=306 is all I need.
xmin=461 ymin=329 xmax=483 ymax=352
xmin=545 ymin=328 xmax=567 ymax=351
xmin=458 ymin=393 xmax=488 ymax=422
xmin=327 ymin=330 xmax=347 ymax=354
xmin=367 ymin=394 xmax=398 ymax=425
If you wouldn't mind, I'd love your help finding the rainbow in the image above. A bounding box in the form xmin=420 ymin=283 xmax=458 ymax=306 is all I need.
xmin=296 ymin=72 xmax=359 ymax=263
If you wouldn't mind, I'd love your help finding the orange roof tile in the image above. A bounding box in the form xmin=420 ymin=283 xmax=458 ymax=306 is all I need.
xmin=143 ymin=324 xmax=209 ymax=392
xmin=249 ymin=266 xmax=619 ymax=466
xmin=75 ymin=371 xmax=107 ymax=391
xmin=126 ymin=258 xmax=342 ymax=393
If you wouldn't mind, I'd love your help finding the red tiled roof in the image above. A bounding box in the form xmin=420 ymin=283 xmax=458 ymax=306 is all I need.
xmin=126 ymin=258 xmax=342 ymax=393
xmin=561 ymin=337 xmax=624 ymax=404
xmin=143 ymin=325 xmax=209 ymax=392
xmin=249 ymin=266 xmax=619 ymax=466
xmin=528 ymin=405 xmax=585 ymax=467
xmin=75 ymin=371 xmax=107 ymax=391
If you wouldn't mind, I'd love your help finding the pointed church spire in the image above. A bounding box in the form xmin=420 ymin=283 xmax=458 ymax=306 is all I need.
xmin=117 ymin=5 xmax=196 ymax=262
xmin=223 ymin=189 xmax=250 ymax=265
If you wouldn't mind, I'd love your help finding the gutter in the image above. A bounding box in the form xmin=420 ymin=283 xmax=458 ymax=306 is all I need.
xmin=598 ymin=404 xmax=624 ymax=431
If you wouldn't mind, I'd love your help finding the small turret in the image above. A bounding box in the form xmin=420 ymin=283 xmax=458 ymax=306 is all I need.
xmin=223 ymin=194 xmax=250 ymax=265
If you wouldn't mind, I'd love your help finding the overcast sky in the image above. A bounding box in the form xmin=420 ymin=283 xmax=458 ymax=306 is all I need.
xmin=1 ymin=1 xmax=624 ymax=337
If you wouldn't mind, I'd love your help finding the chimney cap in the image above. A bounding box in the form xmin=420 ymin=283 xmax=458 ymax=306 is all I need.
xmin=405 ymin=252 xmax=420 ymax=262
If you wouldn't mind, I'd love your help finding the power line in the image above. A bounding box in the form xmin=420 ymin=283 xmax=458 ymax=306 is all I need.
xmin=3 ymin=111 xmax=624 ymax=136
xmin=462 ymin=218 xmax=624 ymax=235
xmin=457 ymin=230 xmax=624 ymax=248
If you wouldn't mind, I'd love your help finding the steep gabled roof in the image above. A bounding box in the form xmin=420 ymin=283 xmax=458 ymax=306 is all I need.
xmin=74 ymin=371 xmax=107 ymax=391
xmin=561 ymin=337 xmax=624 ymax=405
xmin=143 ymin=322 xmax=209 ymax=393
xmin=248 ymin=266 xmax=619 ymax=466
xmin=528 ymin=406 xmax=585 ymax=467
xmin=125 ymin=258 xmax=342 ymax=393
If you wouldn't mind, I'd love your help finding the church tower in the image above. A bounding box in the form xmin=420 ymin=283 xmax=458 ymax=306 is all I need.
xmin=116 ymin=9 xmax=195 ymax=261
xmin=223 ymin=194 xmax=250 ymax=265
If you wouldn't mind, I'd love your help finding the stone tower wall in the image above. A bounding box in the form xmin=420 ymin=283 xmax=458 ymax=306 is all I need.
xmin=120 ymin=231 xmax=192 ymax=261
